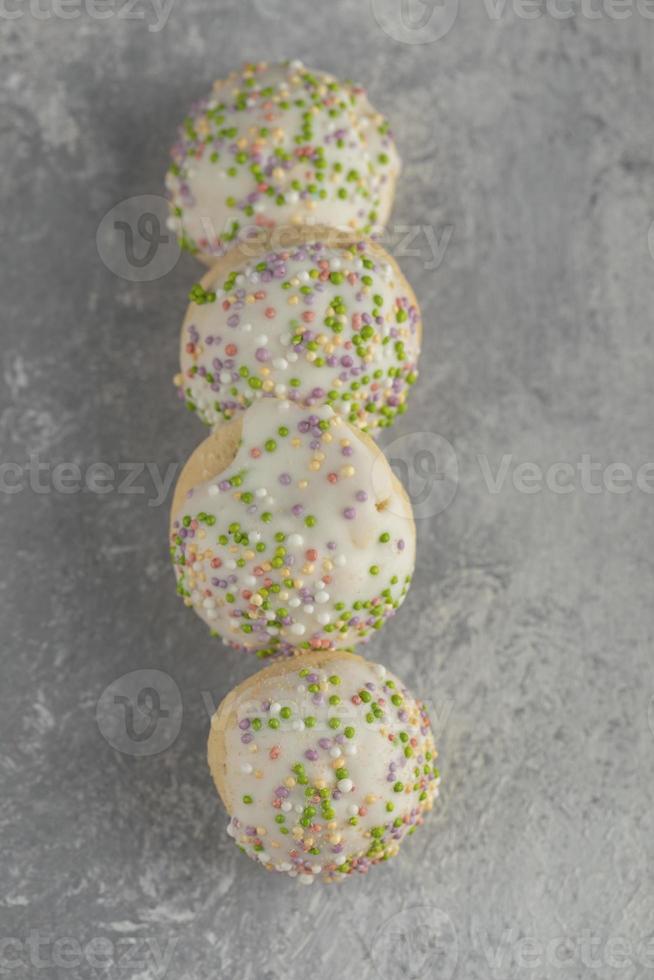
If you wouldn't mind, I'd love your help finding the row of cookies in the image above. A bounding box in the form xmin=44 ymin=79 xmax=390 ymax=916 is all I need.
xmin=164 ymin=61 xmax=440 ymax=883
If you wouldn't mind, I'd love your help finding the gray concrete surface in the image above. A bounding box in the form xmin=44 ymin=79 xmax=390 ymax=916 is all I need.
xmin=2 ymin=2 xmax=654 ymax=978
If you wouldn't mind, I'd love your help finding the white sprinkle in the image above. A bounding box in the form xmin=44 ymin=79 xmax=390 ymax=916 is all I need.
xmin=315 ymin=591 xmax=329 ymax=604
xmin=316 ymin=612 xmax=330 ymax=626
xmin=258 ymin=334 xmax=268 ymax=345
xmin=289 ymin=597 xmax=301 ymax=608
xmin=255 ymin=488 xmax=268 ymax=498
xmin=303 ymin=604 xmax=314 ymax=615
xmin=287 ymin=351 xmax=298 ymax=363
xmin=287 ymin=533 xmax=304 ymax=547
xmin=270 ymin=702 xmax=281 ymax=716
xmin=274 ymin=384 xmax=287 ymax=397
xmin=337 ymin=778 xmax=353 ymax=793
xmin=375 ymin=664 xmax=387 ymax=678
xmin=335 ymin=853 xmax=347 ymax=865
xmin=282 ymin=801 xmax=292 ymax=812
xmin=347 ymin=804 xmax=359 ymax=816
xmin=258 ymin=851 xmax=270 ymax=863
xmin=244 ymin=575 xmax=257 ymax=587
xmin=277 ymin=862 xmax=292 ymax=872
xmin=298 ymin=875 xmax=314 ymax=885
xmin=272 ymin=358 xmax=288 ymax=370
xmin=329 ymin=747 xmax=341 ymax=759
xmin=335 ymin=554 xmax=347 ymax=567
xmin=220 ymin=371 xmax=232 ymax=384
xmin=345 ymin=744 xmax=357 ymax=756
xmin=208 ymin=484 xmax=219 ymax=497
xmin=290 ymin=623 xmax=306 ymax=636
xmin=292 ymin=720 xmax=305 ymax=732
xmin=243 ymin=323 xmax=253 ymax=332
xmin=225 ymin=559 xmax=236 ymax=570
xmin=240 ymin=763 xmax=253 ymax=774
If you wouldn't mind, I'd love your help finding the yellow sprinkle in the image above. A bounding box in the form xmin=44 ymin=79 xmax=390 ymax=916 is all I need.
xmin=340 ymin=465 xmax=355 ymax=478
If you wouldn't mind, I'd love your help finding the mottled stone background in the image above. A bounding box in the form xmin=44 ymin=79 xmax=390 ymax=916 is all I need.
xmin=2 ymin=1 xmax=654 ymax=978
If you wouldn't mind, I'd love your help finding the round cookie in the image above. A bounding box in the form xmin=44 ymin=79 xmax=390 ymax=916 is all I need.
xmin=170 ymin=399 xmax=415 ymax=658
xmin=208 ymin=650 xmax=440 ymax=883
xmin=165 ymin=61 xmax=401 ymax=263
xmin=175 ymin=226 xmax=421 ymax=434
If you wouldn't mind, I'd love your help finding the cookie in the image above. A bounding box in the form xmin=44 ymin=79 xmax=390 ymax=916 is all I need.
xmin=175 ymin=226 xmax=421 ymax=433
xmin=208 ymin=650 xmax=440 ymax=883
xmin=170 ymin=399 xmax=415 ymax=658
xmin=165 ymin=61 xmax=400 ymax=263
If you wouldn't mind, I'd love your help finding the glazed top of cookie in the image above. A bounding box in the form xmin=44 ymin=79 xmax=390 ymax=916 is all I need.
xmin=210 ymin=653 xmax=439 ymax=884
xmin=176 ymin=233 xmax=421 ymax=432
xmin=165 ymin=61 xmax=400 ymax=257
xmin=170 ymin=400 xmax=415 ymax=658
